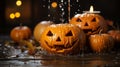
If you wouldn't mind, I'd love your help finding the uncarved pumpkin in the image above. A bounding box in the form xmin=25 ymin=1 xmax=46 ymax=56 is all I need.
xmin=89 ymin=33 xmax=114 ymax=53
xmin=33 ymin=21 xmax=53 ymax=41
xmin=10 ymin=26 xmax=32 ymax=42
xmin=69 ymin=13 xmax=108 ymax=36
xmin=108 ymin=30 xmax=120 ymax=43
xmin=39 ymin=24 xmax=86 ymax=55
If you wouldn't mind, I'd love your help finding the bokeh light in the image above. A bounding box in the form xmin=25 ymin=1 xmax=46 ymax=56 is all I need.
xmin=16 ymin=0 xmax=22 ymax=6
xmin=51 ymin=2 xmax=57 ymax=8
xmin=9 ymin=13 xmax=15 ymax=19
xmin=15 ymin=12 xmax=21 ymax=18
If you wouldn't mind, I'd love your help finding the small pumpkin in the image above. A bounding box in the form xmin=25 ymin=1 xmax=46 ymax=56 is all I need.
xmin=108 ymin=30 xmax=120 ymax=43
xmin=33 ymin=21 xmax=53 ymax=41
xmin=69 ymin=13 xmax=108 ymax=36
xmin=40 ymin=24 xmax=86 ymax=55
xmin=89 ymin=30 xmax=114 ymax=53
xmin=10 ymin=25 xmax=32 ymax=42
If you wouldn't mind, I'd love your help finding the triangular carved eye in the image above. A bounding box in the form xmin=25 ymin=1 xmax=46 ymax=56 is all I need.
xmin=47 ymin=30 xmax=53 ymax=36
xmin=91 ymin=18 xmax=96 ymax=22
xmin=65 ymin=30 xmax=73 ymax=36
xmin=76 ymin=18 xmax=82 ymax=22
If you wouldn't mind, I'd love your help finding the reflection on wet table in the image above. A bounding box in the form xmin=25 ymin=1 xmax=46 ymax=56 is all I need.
xmin=0 ymin=35 xmax=120 ymax=67
xmin=0 ymin=52 xmax=120 ymax=67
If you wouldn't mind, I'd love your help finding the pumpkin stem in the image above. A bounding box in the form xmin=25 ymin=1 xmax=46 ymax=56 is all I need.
xmin=111 ymin=22 xmax=119 ymax=30
xmin=20 ymin=23 xmax=23 ymax=29
xmin=116 ymin=23 xmax=120 ymax=30
xmin=111 ymin=26 xmax=116 ymax=30
xmin=99 ymin=29 xmax=103 ymax=35
xmin=106 ymin=20 xmax=116 ymax=30
xmin=111 ymin=22 xmax=120 ymax=30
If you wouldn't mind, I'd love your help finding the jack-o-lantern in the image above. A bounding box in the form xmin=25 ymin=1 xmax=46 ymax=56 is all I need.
xmin=40 ymin=24 xmax=86 ymax=55
xmin=33 ymin=21 xmax=53 ymax=41
xmin=69 ymin=13 xmax=108 ymax=36
xmin=89 ymin=31 xmax=114 ymax=53
xmin=10 ymin=25 xmax=32 ymax=42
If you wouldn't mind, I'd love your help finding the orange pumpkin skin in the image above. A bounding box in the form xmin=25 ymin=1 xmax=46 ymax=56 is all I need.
xmin=89 ymin=34 xmax=114 ymax=53
xmin=40 ymin=24 xmax=86 ymax=55
xmin=33 ymin=21 xmax=53 ymax=41
xmin=10 ymin=26 xmax=32 ymax=42
xmin=69 ymin=13 xmax=108 ymax=36
xmin=108 ymin=30 xmax=120 ymax=43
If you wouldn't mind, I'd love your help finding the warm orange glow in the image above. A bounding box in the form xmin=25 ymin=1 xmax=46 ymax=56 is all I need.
xmin=51 ymin=2 xmax=57 ymax=8
xmin=15 ymin=12 xmax=21 ymax=18
xmin=89 ymin=5 xmax=94 ymax=13
xmin=10 ymin=13 xmax=15 ymax=19
xmin=16 ymin=0 xmax=22 ymax=6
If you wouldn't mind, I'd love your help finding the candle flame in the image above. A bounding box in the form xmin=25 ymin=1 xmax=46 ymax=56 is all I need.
xmin=89 ymin=5 xmax=94 ymax=12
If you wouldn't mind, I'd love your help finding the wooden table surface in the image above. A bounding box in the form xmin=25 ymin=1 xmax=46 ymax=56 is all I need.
xmin=0 ymin=35 xmax=120 ymax=67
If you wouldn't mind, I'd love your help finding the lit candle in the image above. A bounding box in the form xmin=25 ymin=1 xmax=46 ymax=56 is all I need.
xmin=83 ymin=5 xmax=100 ymax=13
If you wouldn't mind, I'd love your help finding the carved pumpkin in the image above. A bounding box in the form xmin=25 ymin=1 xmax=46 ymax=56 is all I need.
xmin=40 ymin=24 xmax=86 ymax=55
xmin=89 ymin=32 xmax=114 ymax=53
xmin=33 ymin=21 xmax=53 ymax=41
xmin=69 ymin=13 xmax=108 ymax=36
xmin=10 ymin=25 xmax=32 ymax=42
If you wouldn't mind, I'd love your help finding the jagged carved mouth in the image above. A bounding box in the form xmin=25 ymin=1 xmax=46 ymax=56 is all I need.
xmin=83 ymin=26 xmax=100 ymax=34
xmin=44 ymin=39 xmax=77 ymax=51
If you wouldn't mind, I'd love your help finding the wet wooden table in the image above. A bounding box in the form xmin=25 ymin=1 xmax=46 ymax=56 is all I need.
xmin=0 ymin=53 xmax=120 ymax=67
xmin=0 ymin=35 xmax=120 ymax=67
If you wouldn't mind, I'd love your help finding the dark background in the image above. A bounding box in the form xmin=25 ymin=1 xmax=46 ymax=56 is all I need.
xmin=0 ymin=0 xmax=120 ymax=35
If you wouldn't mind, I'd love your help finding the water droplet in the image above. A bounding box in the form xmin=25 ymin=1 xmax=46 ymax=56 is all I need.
xmin=115 ymin=61 xmax=118 ymax=64
xmin=64 ymin=2 xmax=67 ymax=5
xmin=75 ymin=12 xmax=78 ymax=14
xmin=43 ymin=5 xmax=46 ymax=7
xmin=48 ymin=6 xmax=50 ymax=9
xmin=76 ymin=0 xmax=79 ymax=2
xmin=48 ymin=14 xmax=50 ymax=17
xmin=59 ymin=5 xmax=62 ymax=8
xmin=77 ymin=9 xmax=80 ymax=11
xmin=62 ymin=12 xmax=65 ymax=15
xmin=61 ymin=8 xmax=64 ymax=11
xmin=48 ymin=0 xmax=50 ymax=2
xmin=61 ymin=0 xmax=63 ymax=2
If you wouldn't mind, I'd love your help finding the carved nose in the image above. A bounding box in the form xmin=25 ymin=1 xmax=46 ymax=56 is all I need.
xmin=56 ymin=37 xmax=61 ymax=41
xmin=84 ymin=22 xmax=88 ymax=26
